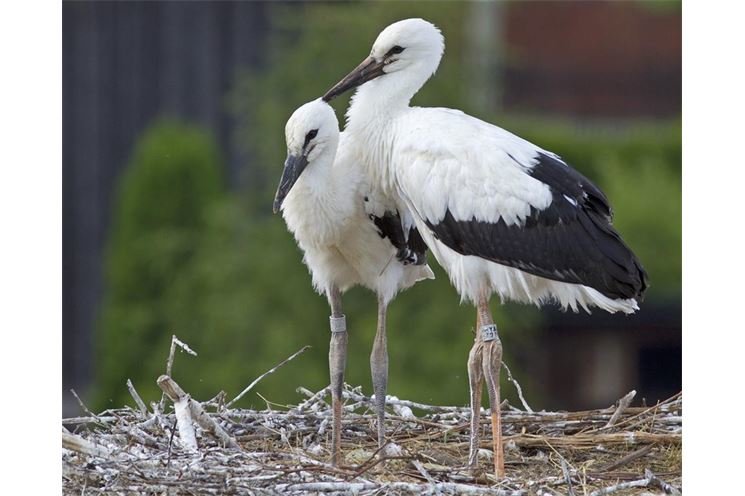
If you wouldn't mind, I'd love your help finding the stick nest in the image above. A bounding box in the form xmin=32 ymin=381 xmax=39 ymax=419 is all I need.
xmin=63 ymin=383 xmax=681 ymax=495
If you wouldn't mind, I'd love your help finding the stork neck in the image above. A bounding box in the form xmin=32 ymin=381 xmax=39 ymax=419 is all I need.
xmin=346 ymin=61 xmax=434 ymax=130
xmin=295 ymin=150 xmax=338 ymax=201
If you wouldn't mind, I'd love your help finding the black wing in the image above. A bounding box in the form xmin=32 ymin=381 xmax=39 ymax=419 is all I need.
xmin=425 ymin=152 xmax=648 ymax=300
xmin=366 ymin=205 xmax=428 ymax=266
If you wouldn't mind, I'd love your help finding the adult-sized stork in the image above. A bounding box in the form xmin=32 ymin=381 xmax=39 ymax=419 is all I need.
xmin=273 ymin=99 xmax=434 ymax=464
xmin=323 ymin=18 xmax=648 ymax=476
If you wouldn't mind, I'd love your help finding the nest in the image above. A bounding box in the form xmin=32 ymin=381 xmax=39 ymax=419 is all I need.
xmin=62 ymin=340 xmax=682 ymax=495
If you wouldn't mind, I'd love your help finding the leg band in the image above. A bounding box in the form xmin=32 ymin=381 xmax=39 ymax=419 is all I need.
xmin=329 ymin=315 xmax=347 ymax=334
xmin=480 ymin=324 xmax=498 ymax=342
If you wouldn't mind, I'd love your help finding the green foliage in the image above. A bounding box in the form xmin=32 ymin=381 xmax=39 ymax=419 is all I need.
xmin=94 ymin=120 xmax=224 ymax=409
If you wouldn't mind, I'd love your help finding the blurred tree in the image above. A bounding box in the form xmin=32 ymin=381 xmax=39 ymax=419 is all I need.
xmin=94 ymin=120 xmax=224 ymax=409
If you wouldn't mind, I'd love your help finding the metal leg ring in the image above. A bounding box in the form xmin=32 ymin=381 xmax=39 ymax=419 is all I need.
xmin=481 ymin=324 xmax=498 ymax=342
xmin=329 ymin=315 xmax=347 ymax=334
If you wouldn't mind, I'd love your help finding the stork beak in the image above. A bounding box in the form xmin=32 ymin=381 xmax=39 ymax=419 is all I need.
xmin=323 ymin=56 xmax=386 ymax=102
xmin=273 ymin=154 xmax=309 ymax=214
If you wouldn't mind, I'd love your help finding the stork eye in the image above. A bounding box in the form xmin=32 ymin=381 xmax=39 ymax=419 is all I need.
xmin=387 ymin=45 xmax=405 ymax=56
xmin=304 ymin=129 xmax=318 ymax=148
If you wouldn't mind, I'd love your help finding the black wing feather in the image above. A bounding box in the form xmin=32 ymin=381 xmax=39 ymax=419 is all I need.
xmin=425 ymin=152 xmax=648 ymax=300
xmin=369 ymin=210 xmax=428 ymax=266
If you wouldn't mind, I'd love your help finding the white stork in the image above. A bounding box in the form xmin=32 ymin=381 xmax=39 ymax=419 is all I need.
xmin=273 ymin=99 xmax=434 ymax=464
xmin=322 ymin=18 xmax=648 ymax=476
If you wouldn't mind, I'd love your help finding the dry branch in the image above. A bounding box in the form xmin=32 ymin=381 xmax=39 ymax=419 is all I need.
xmin=126 ymin=378 xmax=148 ymax=414
xmin=157 ymin=374 xmax=240 ymax=450
xmin=157 ymin=374 xmax=198 ymax=451
xmin=62 ymin=432 xmax=111 ymax=458
xmin=599 ymin=445 xmax=653 ymax=472
xmin=605 ymin=390 xmax=636 ymax=428
xmin=503 ymin=362 xmax=534 ymax=413
xmin=226 ymin=345 xmax=311 ymax=408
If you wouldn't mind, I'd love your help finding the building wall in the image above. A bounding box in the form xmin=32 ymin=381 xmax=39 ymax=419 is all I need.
xmin=503 ymin=1 xmax=681 ymax=118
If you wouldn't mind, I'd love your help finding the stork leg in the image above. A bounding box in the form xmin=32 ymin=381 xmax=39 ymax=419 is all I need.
xmin=327 ymin=286 xmax=347 ymax=466
xmin=370 ymin=296 xmax=389 ymax=450
xmin=477 ymin=297 xmax=505 ymax=478
xmin=467 ymin=318 xmax=484 ymax=470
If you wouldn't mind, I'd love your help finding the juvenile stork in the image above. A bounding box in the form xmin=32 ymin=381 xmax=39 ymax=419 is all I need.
xmin=273 ymin=99 xmax=434 ymax=464
xmin=322 ymin=18 xmax=648 ymax=476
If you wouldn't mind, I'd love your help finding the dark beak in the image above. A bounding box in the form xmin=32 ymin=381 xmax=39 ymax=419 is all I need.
xmin=322 ymin=56 xmax=387 ymax=102
xmin=273 ymin=154 xmax=309 ymax=214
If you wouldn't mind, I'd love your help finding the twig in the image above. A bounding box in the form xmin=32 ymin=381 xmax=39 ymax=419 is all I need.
xmin=159 ymin=334 xmax=198 ymax=411
xmin=166 ymin=334 xmax=198 ymax=377
xmin=560 ymin=458 xmax=576 ymax=496
xmin=189 ymin=400 xmax=240 ymax=449
xmin=599 ymin=445 xmax=653 ymax=472
xmin=70 ymin=389 xmax=95 ymax=418
xmin=226 ymin=345 xmax=311 ymax=408
xmin=157 ymin=374 xmax=240 ymax=449
xmin=588 ymin=468 xmax=680 ymax=496
xmin=126 ymin=379 xmax=148 ymax=415
xmin=412 ymin=459 xmax=439 ymax=490
xmin=503 ymin=362 xmax=534 ymax=413
xmin=645 ymin=468 xmax=682 ymax=495
xmin=295 ymin=386 xmax=329 ymax=412
xmin=62 ymin=432 xmax=112 ymax=458
xmin=605 ymin=390 xmax=636 ymax=428
xmin=588 ymin=476 xmax=651 ymax=496
xmin=62 ymin=416 xmax=117 ymax=425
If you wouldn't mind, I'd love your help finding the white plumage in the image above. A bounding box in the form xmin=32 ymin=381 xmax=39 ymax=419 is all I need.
xmin=277 ymin=99 xmax=433 ymax=303
xmin=322 ymin=17 xmax=647 ymax=476
xmin=273 ymin=99 xmax=433 ymax=464
xmin=327 ymin=18 xmax=646 ymax=313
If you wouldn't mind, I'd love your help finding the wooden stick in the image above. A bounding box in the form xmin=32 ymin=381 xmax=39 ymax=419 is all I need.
xmin=560 ymin=458 xmax=576 ymax=496
xmin=503 ymin=361 xmax=534 ymax=413
xmin=165 ymin=335 xmax=198 ymax=378
xmin=157 ymin=375 xmax=197 ymax=452
xmin=588 ymin=477 xmax=651 ymax=496
xmin=62 ymin=432 xmax=111 ymax=458
xmin=226 ymin=345 xmax=311 ymax=408
xmin=62 ymin=416 xmax=117 ymax=425
xmin=69 ymin=389 xmax=95 ymax=417
xmin=645 ymin=468 xmax=682 ymax=496
xmin=127 ymin=379 xmax=148 ymax=415
xmin=159 ymin=334 xmax=198 ymax=411
xmin=605 ymin=390 xmax=636 ymax=428
xmin=157 ymin=375 xmax=239 ymax=449
xmin=599 ymin=445 xmax=653 ymax=472
xmin=189 ymin=398 xmax=240 ymax=449
xmin=588 ymin=468 xmax=681 ymax=496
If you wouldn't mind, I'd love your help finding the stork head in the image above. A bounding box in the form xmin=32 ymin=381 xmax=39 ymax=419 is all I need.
xmin=273 ymin=99 xmax=340 ymax=213
xmin=323 ymin=18 xmax=444 ymax=102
